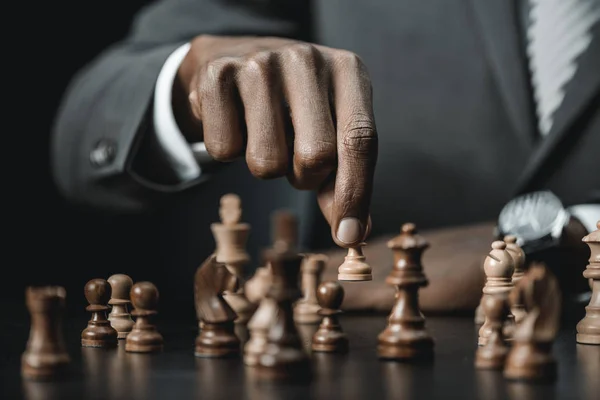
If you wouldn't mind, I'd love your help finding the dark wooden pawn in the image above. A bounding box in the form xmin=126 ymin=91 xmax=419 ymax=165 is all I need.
xmin=125 ymin=282 xmax=163 ymax=353
xmin=194 ymin=255 xmax=240 ymax=358
xmin=81 ymin=279 xmax=118 ymax=348
xmin=22 ymin=286 xmax=70 ymax=379
xmin=377 ymin=223 xmax=434 ymax=361
xmin=257 ymin=246 xmax=309 ymax=379
xmin=475 ymin=294 xmax=509 ymax=369
xmin=311 ymin=281 xmax=348 ymax=353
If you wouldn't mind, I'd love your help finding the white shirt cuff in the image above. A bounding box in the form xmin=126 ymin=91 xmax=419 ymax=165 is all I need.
xmin=153 ymin=42 xmax=210 ymax=181
xmin=568 ymin=204 xmax=600 ymax=233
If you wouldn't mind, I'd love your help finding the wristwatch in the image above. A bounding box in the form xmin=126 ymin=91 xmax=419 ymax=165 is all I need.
xmin=496 ymin=191 xmax=571 ymax=254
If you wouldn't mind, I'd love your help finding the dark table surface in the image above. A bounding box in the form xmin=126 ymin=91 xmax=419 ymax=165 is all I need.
xmin=1 ymin=314 xmax=598 ymax=400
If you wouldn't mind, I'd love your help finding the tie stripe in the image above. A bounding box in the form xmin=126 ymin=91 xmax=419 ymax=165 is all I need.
xmin=526 ymin=0 xmax=600 ymax=135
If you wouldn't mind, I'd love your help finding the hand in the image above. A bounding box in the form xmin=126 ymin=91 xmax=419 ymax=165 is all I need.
xmin=175 ymin=35 xmax=378 ymax=247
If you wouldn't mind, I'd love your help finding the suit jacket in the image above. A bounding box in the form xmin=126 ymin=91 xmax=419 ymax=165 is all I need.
xmin=51 ymin=0 xmax=599 ymax=298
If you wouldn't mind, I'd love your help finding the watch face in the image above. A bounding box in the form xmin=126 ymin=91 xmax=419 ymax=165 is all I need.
xmin=498 ymin=191 xmax=568 ymax=244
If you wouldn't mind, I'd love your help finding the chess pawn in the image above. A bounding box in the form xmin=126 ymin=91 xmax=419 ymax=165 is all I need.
xmin=107 ymin=274 xmax=135 ymax=339
xmin=377 ymin=223 xmax=434 ymax=360
xmin=475 ymin=294 xmax=509 ymax=369
xmin=576 ymin=220 xmax=600 ymax=345
xmin=311 ymin=281 xmax=348 ymax=353
xmin=244 ymin=297 xmax=277 ymax=366
xmin=257 ymin=247 xmax=309 ymax=378
xmin=21 ymin=286 xmax=70 ymax=379
xmin=81 ymin=279 xmax=118 ymax=348
xmin=478 ymin=241 xmax=514 ymax=346
xmin=245 ymin=264 xmax=272 ymax=304
xmin=504 ymin=235 xmax=526 ymax=324
xmin=126 ymin=282 xmax=163 ymax=353
xmin=504 ymin=264 xmax=561 ymax=382
xmin=337 ymin=243 xmax=372 ymax=281
xmin=294 ymin=254 xmax=327 ymax=324
xmin=211 ymin=194 xmax=255 ymax=324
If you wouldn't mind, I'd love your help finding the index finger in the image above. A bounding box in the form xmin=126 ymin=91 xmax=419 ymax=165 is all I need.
xmin=328 ymin=52 xmax=378 ymax=247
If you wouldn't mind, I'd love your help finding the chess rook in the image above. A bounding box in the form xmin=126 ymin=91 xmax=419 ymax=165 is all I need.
xmin=475 ymin=294 xmax=509 ymax=369
xmin=21 ymin=286 xmax=70 ymax=380
xmin=194 ymin=255 xmax=240 ymax=358
xmin=504 ymin=235 xmax=526 ymax=324
xmin=211 ymin=194 xmax=256 ymax=324
xmin=504 ymin=264 xmax=561 ymax=382
xmin=478 ymin=241 xmax=514 ymax=346
xmin=312 ymin=281 xmax=348 ymax=353
xmin=81 ymin=279 xmax=118 ymax=348
xmin=377 ymin=223 xmax=434 ymax=361
xmin=107 ymin=274 xmax=135 ymax=339
xmin=576 ymin=220 xmax=600 ymax=345
xmin=257 ymin=246 xmax=309 ymax=379
xmin=294 ymin=254 xmax=327 ymax=324
xmin=126 ymin=282 xmax=163 ymax=353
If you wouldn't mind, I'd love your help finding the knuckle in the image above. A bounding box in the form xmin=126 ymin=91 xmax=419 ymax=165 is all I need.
xmin=247 ymin=157 xmax=287 ymax=179
xmin=335 ymin=50 xmax=364 ymax=69
xmin=342 ymin=117 xmax=378 ymax=156
xmin=283 ymin=43 xmax=319 ymax=64
xmin=294 ymin=143 xmax=337 ymax=171
xmin=240 ymin=53 xmax=273 ymax=83
xmin=199 ymin=58 xmax=238 ymax=96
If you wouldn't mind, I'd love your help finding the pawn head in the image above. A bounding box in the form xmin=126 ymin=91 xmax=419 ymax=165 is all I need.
xmin=107 ymin=274 xmax=133 ymax=303
xmin=84 ymin=279 xmax=111 ymax=306
xmin=317 ymin=281 xmax=345 ymax=309
xmin=401 ymin=222 xmax=417 ymax=234
xmin=130 ymin=281 xmax=159 ymax=311
xmin=219 ymin=194 xmax=242 ymax=225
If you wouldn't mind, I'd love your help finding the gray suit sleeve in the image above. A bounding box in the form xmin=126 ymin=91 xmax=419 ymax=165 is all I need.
xmin=51 ymin=0 xmax=304 ymax=212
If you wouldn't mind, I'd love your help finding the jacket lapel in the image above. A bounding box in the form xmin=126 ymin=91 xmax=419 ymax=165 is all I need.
xmin=514 ymin=22 xmax=600 ymax=194
xmin=469 ymin=0 xmax=537 ymax=148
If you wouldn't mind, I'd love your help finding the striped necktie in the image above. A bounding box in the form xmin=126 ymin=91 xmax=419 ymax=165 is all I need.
xmin=525 ymin=0 xmax=600 ymax=136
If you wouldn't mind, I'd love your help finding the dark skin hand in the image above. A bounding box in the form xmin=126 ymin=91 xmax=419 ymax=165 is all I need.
xmin=173 ymin=35 xmax=377 ymax=248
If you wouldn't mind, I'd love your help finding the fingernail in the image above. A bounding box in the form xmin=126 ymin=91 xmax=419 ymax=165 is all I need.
xmin=337 ymin=218 xmax=362 ymax=244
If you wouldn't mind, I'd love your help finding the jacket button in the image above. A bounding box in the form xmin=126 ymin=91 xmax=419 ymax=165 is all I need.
xmin=90 ymin=139 xmax=116 ymax=167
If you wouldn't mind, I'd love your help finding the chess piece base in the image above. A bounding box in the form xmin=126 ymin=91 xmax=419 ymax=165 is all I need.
xmin=81 ymin=320 xmax=118 ymax=348
xmin=312 ymin=329 xmax=349 ymax=353
xmin=81 ymin=338 xmax=117 ymax=348
xmin=195 ymin=322 xmax=240 ymax=358
xmin=256 ymin=357 xmax=311 ymax=381
xmin=337 ymin=273 xmax=372 ymax=281
xmin=475 ymin=348 xmax=508 ymax=370
xmin=377 ymin=341 xmax=434 ymax=361
xmin=125 ymin=329 xmax=164 ymax=353
xmin=504 ymin=342 xmax=556 ymax=382
xmin=576 ymin=333 xmax=600 ymax=345
xmin=21 ymin=354 xmax=70 ymax=380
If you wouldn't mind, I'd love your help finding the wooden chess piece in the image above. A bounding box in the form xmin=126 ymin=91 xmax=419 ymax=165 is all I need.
xmin=475 ymin=294 xmax=509 ymax=369
xmin=245 ymin=263 xmax=272 ymax=304
xmin=81 ymin=279 xmax=118 ymax=348
xmin=294 ymin=254 xmax=327 ymax=324
xmin=21 ymin=286 xmax=70 ymax=379
xmin=257 ymin=246 xmax=309 ymax=378
xmin=194 ymin=254 xmax=240 ymax=358
xmin=311 ymin=281 xmax=348 ymax=353
xmin=271 ymin=209 xmax=298 ymax=252
xmin=107 ymin=274 xmax=135 ymax=339
xmin=504 ymin=263 xmax=561 ymax=382
xmin=504 ymin=235 xmax=526 ymax=324
xmin=478 ymin=241 xmax=514 ymax=346
xmin=338 ymin=243 xmax=372 ymax=281
xmin=576 ymin=220 xmax=599 ymax=345
xmin=244 ymin=295 xmax=277 ymax=366
xmin=377 ymin=223 xmax=434 ymax=360
xmin=125 ymin=281 xmax=163 ymax=353
xmin=211 ymin=194 xmax=256 ymax=324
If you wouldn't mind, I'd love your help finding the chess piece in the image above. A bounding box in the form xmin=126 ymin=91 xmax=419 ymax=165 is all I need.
xmin=377 ymin=223 xmax=434 ymax=360
xmin=107 ymin=274 xmax=135 ymax=339
xmin=81 ymin=279 xmax=118 ymax=348
xmin=475 ymin=294 xmax=509 ymax=369
xmin=211 ymin=194 xmax=256 ymax=324
xmin=194 ymin=254 xmax=240 ymax=358
xmin=244 ymin=296 xmax=277 ymax=366
xmin=474 ymin=300 xmax=486 ymax=325
xmin=338 ymin=243 xmax=372 ymax=281
xmin=271 ymin=209 xmax=298 ymax=252
xmin=504 ymin=263 xmax=561 ymax=382
xmin=257 ymin=246 xmax=309 ymax=378
xmin=294 ymin=254 xmax=327 ymax=324
xmin=504 ymin=235 xmax=526 ymax=324
xmin=245 ymin=263 xmax=272 ymax=304
xmin=126 ymin=281 xmax=163 ymax=353
xmin=478 ymin=241 xmax=514 ymax=346
xmin=312 ymin=281 xmax=348 ymax=353
xmin=576 ymin=220 xmax=599 ymax=345
xmin=21 ymin=286 xmax=70 ymax=379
